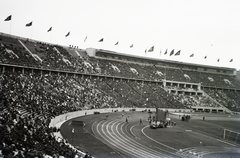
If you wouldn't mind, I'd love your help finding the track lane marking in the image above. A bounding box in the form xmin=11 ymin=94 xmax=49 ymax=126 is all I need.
xmin=141 ymin=125 xmax=178 ymax=151
xmin=92 ymin=120 xmax=127 ymax=158
xmin=93 ymin=119 xmax=179 ymax=158
xmin=105 ymin=120 xmax=142 ymax=158
xmin=104 ymin=119 xmax=165 ymax=158
xmin=118 ymin=121 xmax=174 ymax=158
xmin=115 ymin=121 xmax=162 ymax=158
xmin=127 ymin=125 xmax=180 ymax=158
xmin=112 ymin=120 xmax=160 ymax=158
xmin=216 ymin=139 xmax=236 ymax=146
xmin=130 ymin=124 xmax=141 ymax=140
xmin=110 ymin=121 xmax=146 ymax=158
xmin=96 ymin=120 xmax=141 ymax=158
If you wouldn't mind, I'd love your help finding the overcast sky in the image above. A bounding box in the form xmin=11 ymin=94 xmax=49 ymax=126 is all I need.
xmin=1 ymin=0 xmax=240 ymax=70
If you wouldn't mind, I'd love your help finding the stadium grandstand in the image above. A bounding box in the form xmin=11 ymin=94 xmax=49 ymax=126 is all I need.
xmin=1 ymin=33 xmax=240 ymax=157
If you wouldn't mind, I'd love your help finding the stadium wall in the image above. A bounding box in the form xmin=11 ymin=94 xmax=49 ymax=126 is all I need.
xmin=49 ymin=108 xmax=191 ymax=127
xmin=86 ymin=48 xmax=96 ymax=57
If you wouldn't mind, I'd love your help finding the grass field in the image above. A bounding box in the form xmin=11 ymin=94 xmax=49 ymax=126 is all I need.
xmin=60 ymin=111 xmax=240 ymax=158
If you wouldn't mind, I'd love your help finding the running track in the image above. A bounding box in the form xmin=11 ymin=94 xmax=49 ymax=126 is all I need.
xmin=61 ymin=112 xmax=240 ymax=157
xmin=91 ymin=117 xmax=182 ymax=158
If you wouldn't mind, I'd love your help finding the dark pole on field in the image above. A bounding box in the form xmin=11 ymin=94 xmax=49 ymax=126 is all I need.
xmin=72 ymin=128 xmax=74 ymax=144
xmin=139 ymin=81 xmax=144 ymax=107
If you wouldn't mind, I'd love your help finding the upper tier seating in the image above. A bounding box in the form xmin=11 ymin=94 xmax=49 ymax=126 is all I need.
xmin=1 ymin=34 xmax=240 ymax=89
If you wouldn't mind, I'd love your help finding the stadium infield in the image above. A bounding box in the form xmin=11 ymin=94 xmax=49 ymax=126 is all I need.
xmin=60 ymin=111 xmax=240 ymax=158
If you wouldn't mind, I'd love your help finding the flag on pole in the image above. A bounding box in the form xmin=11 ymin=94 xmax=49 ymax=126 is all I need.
xmin=148 ymin=46 xmax=154 ymax=52
xmin=164 ymin=49 xmax=167 ymax=55
xmin=229 ymin=59 xmax=233 ymax=62
xmin=115 ymin=41 xmax=119 ymax=45
xmin=169 ymin=49 xmax=174 ymax=56
xmin=98 ymin=38 xmax=104 ymax=42
xmin=84 ymin=36 xmax=87 ymax=42
xmin=47 ymin=27 xmax=52 ymax=32
xmin=130 ymin=44 xmax=133 ymax=48
xmin=65 ymin=31 xmax=70 ymax=37
xmin=72 ymin=128 xmax=74 ymax=133
xmin=174 ymin=50 xmax=181 ymax=56
xmin=26 ymin=21 xmax=33 ymax=27
xmin=190 ymin=53 xmax=194 ymax=57
xmin=4 ymin=15 xmax=12 ymax=21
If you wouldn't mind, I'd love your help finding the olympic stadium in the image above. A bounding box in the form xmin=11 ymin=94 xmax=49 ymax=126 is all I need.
xmin=1 ymin=33 xmax=240 ymax=158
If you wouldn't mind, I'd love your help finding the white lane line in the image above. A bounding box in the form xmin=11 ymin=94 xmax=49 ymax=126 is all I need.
xmin=177 ymin=146 xmax=196 ymax=152
xmin=130 ymin=124 xmax=141 ymax=140
xmin=107 ymin=120 xmax=161 ymax=158
xmin=177 ymin=144 xmax=238 ymax=157
xmin=216 ymin=139 xmax=236 ymax=146
xmin=115 ymin=121 xmax=162 ymax=158
xmin=118 ymin=121 xmax=174 ymax=158
xmin=93 ymin=119 xmax=177 ymax=158
xmin=104 ymin=120 xmax=140 ymax=158
xmin=110 ymin=121 xmax=144 ymax=158
xmin=93 ymin=120 xmax=127 ymax=158
xmin=115 ymin=119 xmax=160 ymax=158
xmin=153 ymin=146 xmax=185 ymax=158
xmin=95 ymin=120 xmax=139 ymax=158
xmin=141 ymin=125 xmax=178 ymax=151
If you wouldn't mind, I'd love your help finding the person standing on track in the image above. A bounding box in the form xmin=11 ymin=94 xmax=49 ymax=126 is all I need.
xmin=126 ymin=117 xmax=128 ymax=123
xmin=149 ymin=119 xmax=152 ymax=125
xmin=140 ymin=119 xmax=143 ymax=125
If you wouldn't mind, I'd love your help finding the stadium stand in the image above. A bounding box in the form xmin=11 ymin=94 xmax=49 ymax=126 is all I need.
xmin=203 ymin=89 xmax=240 ymax=112
xmin=1 ymin=33 xmax=240 ymax=157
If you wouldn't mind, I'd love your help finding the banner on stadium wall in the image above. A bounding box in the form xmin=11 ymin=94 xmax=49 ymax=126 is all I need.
xmin=155 ymin=108 xmax=168 ymax=121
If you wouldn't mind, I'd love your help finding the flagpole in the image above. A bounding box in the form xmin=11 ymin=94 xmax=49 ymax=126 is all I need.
xmin=68 ymin=34 xmax=70 ymax=47
xmin=145 ymin=45 xmax=148 ymax=55
xmin=10 ymin=17 xmax=12 ymax=35
xmin=84 ymin=36 xmax=87 ymax=49
xmin=67 ymin=34 xmax=71 ymax=46
xmin=31 ymin=25 xmax=33 ymax=39
xmin=102 ymin=38 xmax=105 ymax=50
xmin=50 ymin=31 xmax=52 ymax=44
xmin=85 ymin=37 xmax=87 ymax=49
xmin=117 ymin=42 xmax=120 ymax=53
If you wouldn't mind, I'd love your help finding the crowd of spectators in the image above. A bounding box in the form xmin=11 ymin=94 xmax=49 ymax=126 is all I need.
xmin=0 ymin=68 xmax=190 ymax=157
xmin=0 ymin=70 xmax=117 ymax=157
xmin=203 ymin=89 xmax=240 ymax=112
xmin=0 ymin=37 xmax=37 ymax=67
xmin=172 ymin=94 xmax=220 ymax=108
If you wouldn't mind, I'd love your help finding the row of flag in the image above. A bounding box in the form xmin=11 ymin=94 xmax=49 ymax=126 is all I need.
xmin=3 ymin=15 xmax=234 ymax=63
xmin=98 ymin=40 xmax=233 ymax=62
xmin=85 ymin=37 xmax=233 ymax=62
xmin=4 ymin=15 xmax=70 ymax=37
xmin=189 ymin=53 xmax=233 ymax=62
xmin=5 ymin=15 xmax=33 ymax=27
